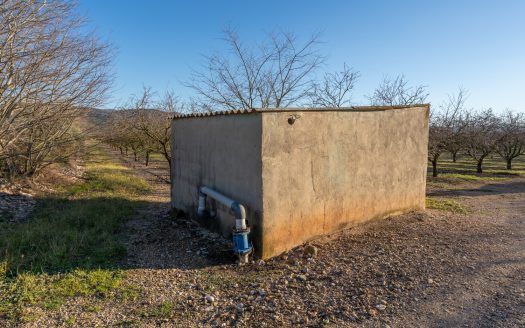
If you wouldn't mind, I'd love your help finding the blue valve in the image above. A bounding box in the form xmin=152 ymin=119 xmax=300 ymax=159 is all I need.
xmin=232 ymin=228 xmax=253 ymax=255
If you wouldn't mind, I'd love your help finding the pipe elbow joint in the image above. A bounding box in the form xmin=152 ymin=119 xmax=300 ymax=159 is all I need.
xmin=231 ymin=202 xmax=247 ymax=231
xmin=231 ymin=202 xmax=245 ymax=220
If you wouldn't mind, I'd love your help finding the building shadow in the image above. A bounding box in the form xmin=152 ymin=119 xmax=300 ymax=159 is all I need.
xmin=0 ymin=193 xmax=236 ymax=278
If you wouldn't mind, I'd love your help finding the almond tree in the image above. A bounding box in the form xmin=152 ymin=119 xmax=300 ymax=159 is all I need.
xmin=130 ymin=88 xmax=178 ymax=176
xmin=495 ymin=110 xmax=525 ymax=170
xmin=428 ymin=116 xmax=447 ymax=177
xmin=187 ymin=29 xmax=324 ymax=110
xmin=427 ymin=88 xmax=468 ymax=177
xmin=441 ymin=88 xmax=469 ymax=163
xmin=367 ymin=74 xmax=428 ymax=106
xmin=0 ymin=0 xmax=112 ymax=178
xmin=308 ymin=64 xmax=360 ymax=107
xmin=464 ymin=109 xmax=498 ymax=174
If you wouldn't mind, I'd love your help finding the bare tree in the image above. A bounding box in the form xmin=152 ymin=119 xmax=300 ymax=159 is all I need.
xmin=367 ymin=74 xmax=428 ymax=106
xmin=132 ymin=89 xmax=177 ymax=175
xmin=495 ymin=110 xmax=525 ymax=170
xmin=427 ymin=88 xmax=469 ymax=177
xmin=308 ymin=64 xmax=360 ymax=107
xmin=187 ymin=29 xmax=324 ymax=110
xmin=427 ymin=115 xmax=447 ymax=178
xmin=441 ymin=88 xmax=469 ymax=162
xmin=102 ymin=88 xmax=179 ymax=182
xmin=463 ymin=109 xmax=498 ymax=174
xmin=0 ymin=0 xmax=112 ymax=178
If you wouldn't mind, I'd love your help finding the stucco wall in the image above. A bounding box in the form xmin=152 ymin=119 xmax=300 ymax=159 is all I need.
xmin=171 ymin=106 xmax=429 ymax=259
xmin=171 ymin=114 xmax=264 ymax=241
xmin=260 ymin=106 xmax=429 ymax=258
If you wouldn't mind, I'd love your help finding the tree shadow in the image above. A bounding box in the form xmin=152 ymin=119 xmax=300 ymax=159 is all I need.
xmin=427 ymin=167 xmax=523 ymax=177
xmin=428 ymin=180 xmax=525 ymax=197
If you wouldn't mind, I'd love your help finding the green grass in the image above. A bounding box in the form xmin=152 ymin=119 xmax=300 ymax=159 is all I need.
xmin=150 ymin=301 xmax=176 ymax=319
xmin=148 ymin=152 xmax=168 ymax=161
xmin=428 ymin=155 xmax=525 ymax=183
xmin=0 ymin=147 xmax=149 ymax=321
xmin=439 ymin=173 xmax=508 ymax=182
xmin=426 ymin=197 xmax=468 ymax=214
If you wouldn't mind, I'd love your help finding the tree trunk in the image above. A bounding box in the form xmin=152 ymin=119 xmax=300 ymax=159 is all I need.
xmin=507 ymin=158 xmax=512 ymax=170
xmin=452 ymin=151 xmax=457 ymax=162
xmin=477 ymin=160 xmax=483 ymax=174
xmin=119 ymin=147 xmax=123 ymax=155
xmin=145 ymin=151 xmax=150 ymax=167
xmin=133 ymin=152 xmax=137 ymax=161
xmin=432 ymin=160 xmax=438 ymax=177
xmin=167 ymin=159 xmax=172 ymax=183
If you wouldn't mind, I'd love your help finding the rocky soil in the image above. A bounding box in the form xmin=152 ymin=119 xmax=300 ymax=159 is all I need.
xmin=27 ymin=152 xmax=525 ymax=327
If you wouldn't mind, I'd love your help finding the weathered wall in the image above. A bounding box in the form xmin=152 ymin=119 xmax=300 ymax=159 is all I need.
xmin=171 ymin=106 xmax=429 ymax=259
xmin=260 ymin=106 xmax=429 ymax=258
xmin=171 ymin=114 xmax=264 ymax=243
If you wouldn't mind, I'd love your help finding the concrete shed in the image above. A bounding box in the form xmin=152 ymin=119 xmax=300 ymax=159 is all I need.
xmin=171 ymin=105 xmax=429 ymax=259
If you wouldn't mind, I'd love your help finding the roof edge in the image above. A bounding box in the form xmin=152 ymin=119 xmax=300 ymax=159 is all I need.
xmin=172 ymin=104 xmax=430 ymax=120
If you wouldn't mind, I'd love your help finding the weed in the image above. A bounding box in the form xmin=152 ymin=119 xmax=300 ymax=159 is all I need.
xmin=426 ymin=197 xmax=468 ymax=214
xmin=150 ymin=301 xmax=176 ymax=319
xmin=0 ymin=268 xmax=124 ymax=320
xmin=118 ymin=285 xmax=142 ymax=302
xmin=65 ymin=317 xmax=76 ymax=326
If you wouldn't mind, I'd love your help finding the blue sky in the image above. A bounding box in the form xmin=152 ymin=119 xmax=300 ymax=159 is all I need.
xmin=78 ymin=1 xmax=525 ymax=111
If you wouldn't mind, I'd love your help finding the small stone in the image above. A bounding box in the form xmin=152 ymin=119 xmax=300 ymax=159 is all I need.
xmin=428 ymin=278 xmax=434 ymax=284
xmin=297 ymin=274 xmax=307 ymax=282
xmin=205 ymin=295 xmax=215 ymax=303
xmin=376 ymin=304 xmax=387 ymax=311
xmin=303 ymin=244 xmax=318 ymax=258
xmin=286 ymin=257 xmax=296 ymax=265
xmin=236 ymin=303 xmax=244 ymax=313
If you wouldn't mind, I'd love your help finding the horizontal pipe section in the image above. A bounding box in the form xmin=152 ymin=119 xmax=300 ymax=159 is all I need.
xmin=199 ymin=186 xmax=247 ymax=230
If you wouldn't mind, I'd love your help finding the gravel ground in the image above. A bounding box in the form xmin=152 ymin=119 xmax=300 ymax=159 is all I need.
xmin=26 ymin=152 xmax=525 ymax=327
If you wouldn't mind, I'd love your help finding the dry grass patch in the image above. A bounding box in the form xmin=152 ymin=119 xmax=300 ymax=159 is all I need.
xmin=426 ymin=197 xmax=468 ymax=214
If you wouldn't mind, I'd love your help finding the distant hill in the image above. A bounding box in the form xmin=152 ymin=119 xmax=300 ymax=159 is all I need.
xmin=85 ymin=108 xmax=113 ymax=126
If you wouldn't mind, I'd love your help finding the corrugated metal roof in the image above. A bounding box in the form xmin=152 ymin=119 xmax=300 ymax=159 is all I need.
xmin=172 ymin=104 xmax=430 ymax=120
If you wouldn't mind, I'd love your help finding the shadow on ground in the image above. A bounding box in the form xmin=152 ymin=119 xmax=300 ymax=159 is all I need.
xmin=0 ymin=194 xmax=236 ymax=278
xmin=427 ymin=180 xmax=525 ymax=197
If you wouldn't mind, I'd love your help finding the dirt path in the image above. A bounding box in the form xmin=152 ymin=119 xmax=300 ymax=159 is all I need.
xmin=99 ymin=150 xmax=525 ymax=327
xmin=392 ymin=180 xmax=525 ymax=327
